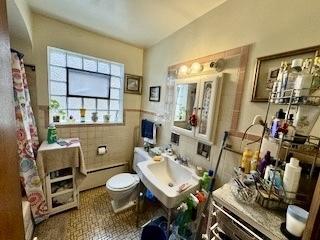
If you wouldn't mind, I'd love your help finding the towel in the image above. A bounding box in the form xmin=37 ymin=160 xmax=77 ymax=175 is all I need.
xmin=141 ymin=119 xmax=157 ymax=144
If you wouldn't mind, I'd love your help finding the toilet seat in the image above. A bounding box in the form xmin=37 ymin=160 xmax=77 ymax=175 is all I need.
xmin=106 ymin=173 xmax=139 ymax=191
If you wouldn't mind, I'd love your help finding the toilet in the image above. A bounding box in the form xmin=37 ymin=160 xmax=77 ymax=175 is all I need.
xmin=106 ymin=147 xmax=150 ymax=213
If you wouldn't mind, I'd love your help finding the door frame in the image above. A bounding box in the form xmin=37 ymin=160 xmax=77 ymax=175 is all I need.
xmin=0 ymin=0 xmax=25 ymax=239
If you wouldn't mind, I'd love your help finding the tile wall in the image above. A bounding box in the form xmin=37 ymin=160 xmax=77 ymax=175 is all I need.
xmin=37 ymin=109 xmax=140 ymax=171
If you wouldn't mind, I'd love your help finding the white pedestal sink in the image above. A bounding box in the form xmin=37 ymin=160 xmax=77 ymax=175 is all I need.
xmin=137 ymin=154 xmax=200 ymax=209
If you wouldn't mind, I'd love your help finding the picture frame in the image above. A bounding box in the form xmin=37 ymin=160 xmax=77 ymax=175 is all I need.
xmin=124 ymin=74 xmax=142 ymax=95
xmin=252 ymin=45 xmax=320 ymax=102
xmin=149 ymin=86 xmax=161 ymax=102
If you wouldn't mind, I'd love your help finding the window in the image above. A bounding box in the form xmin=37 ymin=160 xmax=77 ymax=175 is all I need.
xmin=48 ymin=47 xmax=124 ymax=124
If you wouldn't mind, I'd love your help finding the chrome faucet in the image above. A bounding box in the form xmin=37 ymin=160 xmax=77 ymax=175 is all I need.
xmin=175 ymin=154 xmax=189 ymax=166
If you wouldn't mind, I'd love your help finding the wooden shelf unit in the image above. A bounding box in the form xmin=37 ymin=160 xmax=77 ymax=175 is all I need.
xmin=45 ymin=167 xmax=79 ymax=216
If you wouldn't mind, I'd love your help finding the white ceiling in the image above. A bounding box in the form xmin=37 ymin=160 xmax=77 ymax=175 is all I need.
xmin=25 ymin=0 xmax=227 ymax=48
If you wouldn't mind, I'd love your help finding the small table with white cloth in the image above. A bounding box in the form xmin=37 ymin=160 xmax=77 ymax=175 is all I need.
xmin=36 ymin=138 xmax=87 ymax=215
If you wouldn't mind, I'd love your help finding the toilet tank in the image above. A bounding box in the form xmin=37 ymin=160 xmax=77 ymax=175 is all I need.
xmin=133 ymin=147 xmax=150 ymax=172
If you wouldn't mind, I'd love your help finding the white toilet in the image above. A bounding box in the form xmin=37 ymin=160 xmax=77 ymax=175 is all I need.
xmin=106 ymin=147 xmax=150 ymax=213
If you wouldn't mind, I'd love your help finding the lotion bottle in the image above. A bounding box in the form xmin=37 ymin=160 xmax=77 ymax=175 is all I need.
xmin=283 ymin=157 xmax=302 ymax=199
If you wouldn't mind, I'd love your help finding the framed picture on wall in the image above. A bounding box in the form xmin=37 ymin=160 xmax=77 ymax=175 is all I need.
xmin=252 ymin=45 xmax=320 ymax=102
xmin=149 ymin=86 xmax=161 ymax=102
xmin=124 ymin=74 xmax=142 ymax=94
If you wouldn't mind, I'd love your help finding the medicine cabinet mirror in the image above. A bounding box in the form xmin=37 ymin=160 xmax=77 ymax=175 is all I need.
xmin=173 ymin=82 xmax=198 ymax=132
xmin=172 ymin=73 xmax=223 ymax=143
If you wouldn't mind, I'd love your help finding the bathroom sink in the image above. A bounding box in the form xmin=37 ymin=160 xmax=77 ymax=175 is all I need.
xmin=137 ymin=154 xmax=200 ymax=208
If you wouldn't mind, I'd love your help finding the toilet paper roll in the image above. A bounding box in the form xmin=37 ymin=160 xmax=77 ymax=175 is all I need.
xmin=97 ymin=147 xmax=106 ymax=155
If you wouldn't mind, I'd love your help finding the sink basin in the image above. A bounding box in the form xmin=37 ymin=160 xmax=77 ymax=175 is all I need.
xmin=137 ymin=154 xmax=200 ymax=208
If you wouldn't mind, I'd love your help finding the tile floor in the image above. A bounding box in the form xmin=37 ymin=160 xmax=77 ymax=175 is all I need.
xmin=33 ymin=186 xmax=165 ymax=240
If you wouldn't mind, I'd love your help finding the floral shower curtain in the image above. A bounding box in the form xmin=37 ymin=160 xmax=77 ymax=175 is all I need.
xmin=11 ymin=52 xmax=48 ymax=223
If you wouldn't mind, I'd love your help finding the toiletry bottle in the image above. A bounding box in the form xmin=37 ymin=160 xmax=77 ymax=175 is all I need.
xmin=281 ymin=61 xmax=294 ymax=103
xmin=275 ymin=62 xmax=287 ymax=103
xmin=271 ymin=61 xmax=285 ymax=103
xmin=241 ymin=148 xmax=253 ymax=174
xmin=250 ymin=151 xmax=259 ymax=172
xmin=295 ymin=58 xmax=313 ymax=98
xmin=284 ymin=114 xmax=296 ymax=141
xmin=258 ymin=151 xmax=271 ymax=177
xmin=200 ymin=172 xmax=209 ymax=192
xmin=47 ymin=124 xmax=57 ymax=144
xmin=287 ymin=59 xmax=303 ymax=89
xmin=271 ymin=109 xmax=286 ymax=138
xmin=283 ymin=157 xmax=302 ymax=199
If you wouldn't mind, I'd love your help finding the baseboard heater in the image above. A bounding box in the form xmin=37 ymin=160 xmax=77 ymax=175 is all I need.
xmin=87 ymin=162 xmax=127 ymax=174
xmin=79 ymin=162 xmax=128 ymax=191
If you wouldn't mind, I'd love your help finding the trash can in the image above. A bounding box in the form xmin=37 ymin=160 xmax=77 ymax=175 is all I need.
xmin=141 ymin=216 xmax=168 ymax=240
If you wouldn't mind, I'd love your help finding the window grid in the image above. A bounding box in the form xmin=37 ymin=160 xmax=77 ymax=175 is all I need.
xmin=48 ymin=47 xmax=123 ymax=123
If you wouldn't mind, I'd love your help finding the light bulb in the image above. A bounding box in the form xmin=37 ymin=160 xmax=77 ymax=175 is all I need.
xmin=178 ymin=65 xmax=189 ymax=76
xmin=190 ymin=62 xmax=203 ymax=74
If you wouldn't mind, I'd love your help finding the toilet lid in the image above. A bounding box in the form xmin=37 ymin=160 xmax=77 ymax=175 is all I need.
xmin=107 ymin=173 xmax=137 ymax=190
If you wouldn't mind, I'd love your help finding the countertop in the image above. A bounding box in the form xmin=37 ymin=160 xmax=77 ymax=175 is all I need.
xmin=213 ymin=183 xmax=287 ymax=240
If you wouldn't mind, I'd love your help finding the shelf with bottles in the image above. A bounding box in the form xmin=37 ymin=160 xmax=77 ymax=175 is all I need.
xmin=270 ymin=57 xmax=320 ymax=108
xmin=255 ymin=177 xmax=310 ymax=210
xmin=270 ymin=88 xmax=320 ymax=106
xmin=257 ymin=57 xmax=320 ymax=210
xmin=266 ymin=134 xmax=320 ymax=147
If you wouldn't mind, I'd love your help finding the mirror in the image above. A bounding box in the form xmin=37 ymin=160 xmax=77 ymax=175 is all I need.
xmin=198 ymin=81 xmax=213 ymax=135
xmin=174 ymin=83 xmax=197 ymax=131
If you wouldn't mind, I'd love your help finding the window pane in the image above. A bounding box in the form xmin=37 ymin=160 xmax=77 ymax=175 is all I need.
xmin=68 ymin=97 xmax=82 ymax=109
xmin=67 ymin=54 xmax=82 ymax=69
xmin=50 ymin=66 xmax=66 ymax=82
xmin=83 ymin=98 xmax=96 ymax=109
xmin=68 ymin=110 xmax=81 ymax=122
xmin=97 ymin=99 xmax=108 ymax=110
xmin=85 ymin=110 xmax=97 ymax=122
xmin=50 ymin=96 xmax=67 ymax=109
xmin=83 ymin=58 xmax=97 ymax=72
xmin=111 ymin=76 xmax=121 ymax=88
xmin=50 ymin=82 xmax=66 ymax=95
xmin=97 ymin=111 xmax=108 ymax=122
xmin=110 ymin=88 xmax=120 ymax=99
xmin=68 ymin=69 xmax=110 ymax=98
xmin=109 ymin=111 xmax=119 ymax=122
xmin=111 ymin=64 xmax=121 ymax=76
xmin=50 ymin=50 xmax=66 ymax=67
xmin=98 ymin=62 xmax=110 ymax=74
xmin=110 ymin=100 xmax=119 ymax=110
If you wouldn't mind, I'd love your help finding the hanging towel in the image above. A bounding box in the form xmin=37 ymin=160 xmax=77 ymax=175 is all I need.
xmin=141 ymin=119 xmax=157 ymax=144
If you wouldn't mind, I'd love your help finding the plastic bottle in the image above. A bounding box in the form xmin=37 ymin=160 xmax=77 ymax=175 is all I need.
xmin=200 ymin=172 xmax=209 ymax=192
xmin=284 ymin=114 xmax=296 ymax=141
xmin=271 ymin=61 xmax=285 ymax=103
xmin=283 ymin=157 xmax=302 ymax=199
xmin=294 ymin=58 xmax=313 ymax=97
xmin=271 ymin=109 xmax=286 ymax=138
xmin=285 ymin=58 xmax=303 ymax=102
xmin=250 ymin=151 xmax=259 ymax=172
xmin=47 ymin=124 xmax=57 ymax=144
xmin=241 ymin=148 xmax=253 ymax=174
xmin=258 ymin=151 xmax=271 ymax=177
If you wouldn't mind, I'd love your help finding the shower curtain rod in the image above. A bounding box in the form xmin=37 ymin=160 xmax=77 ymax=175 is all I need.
xmin=10 ymin=48 xmax=24 ymax=59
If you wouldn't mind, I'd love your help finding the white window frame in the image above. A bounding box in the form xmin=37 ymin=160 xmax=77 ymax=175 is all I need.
xmin=47 ymin=46 xmax=124 ymax=124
